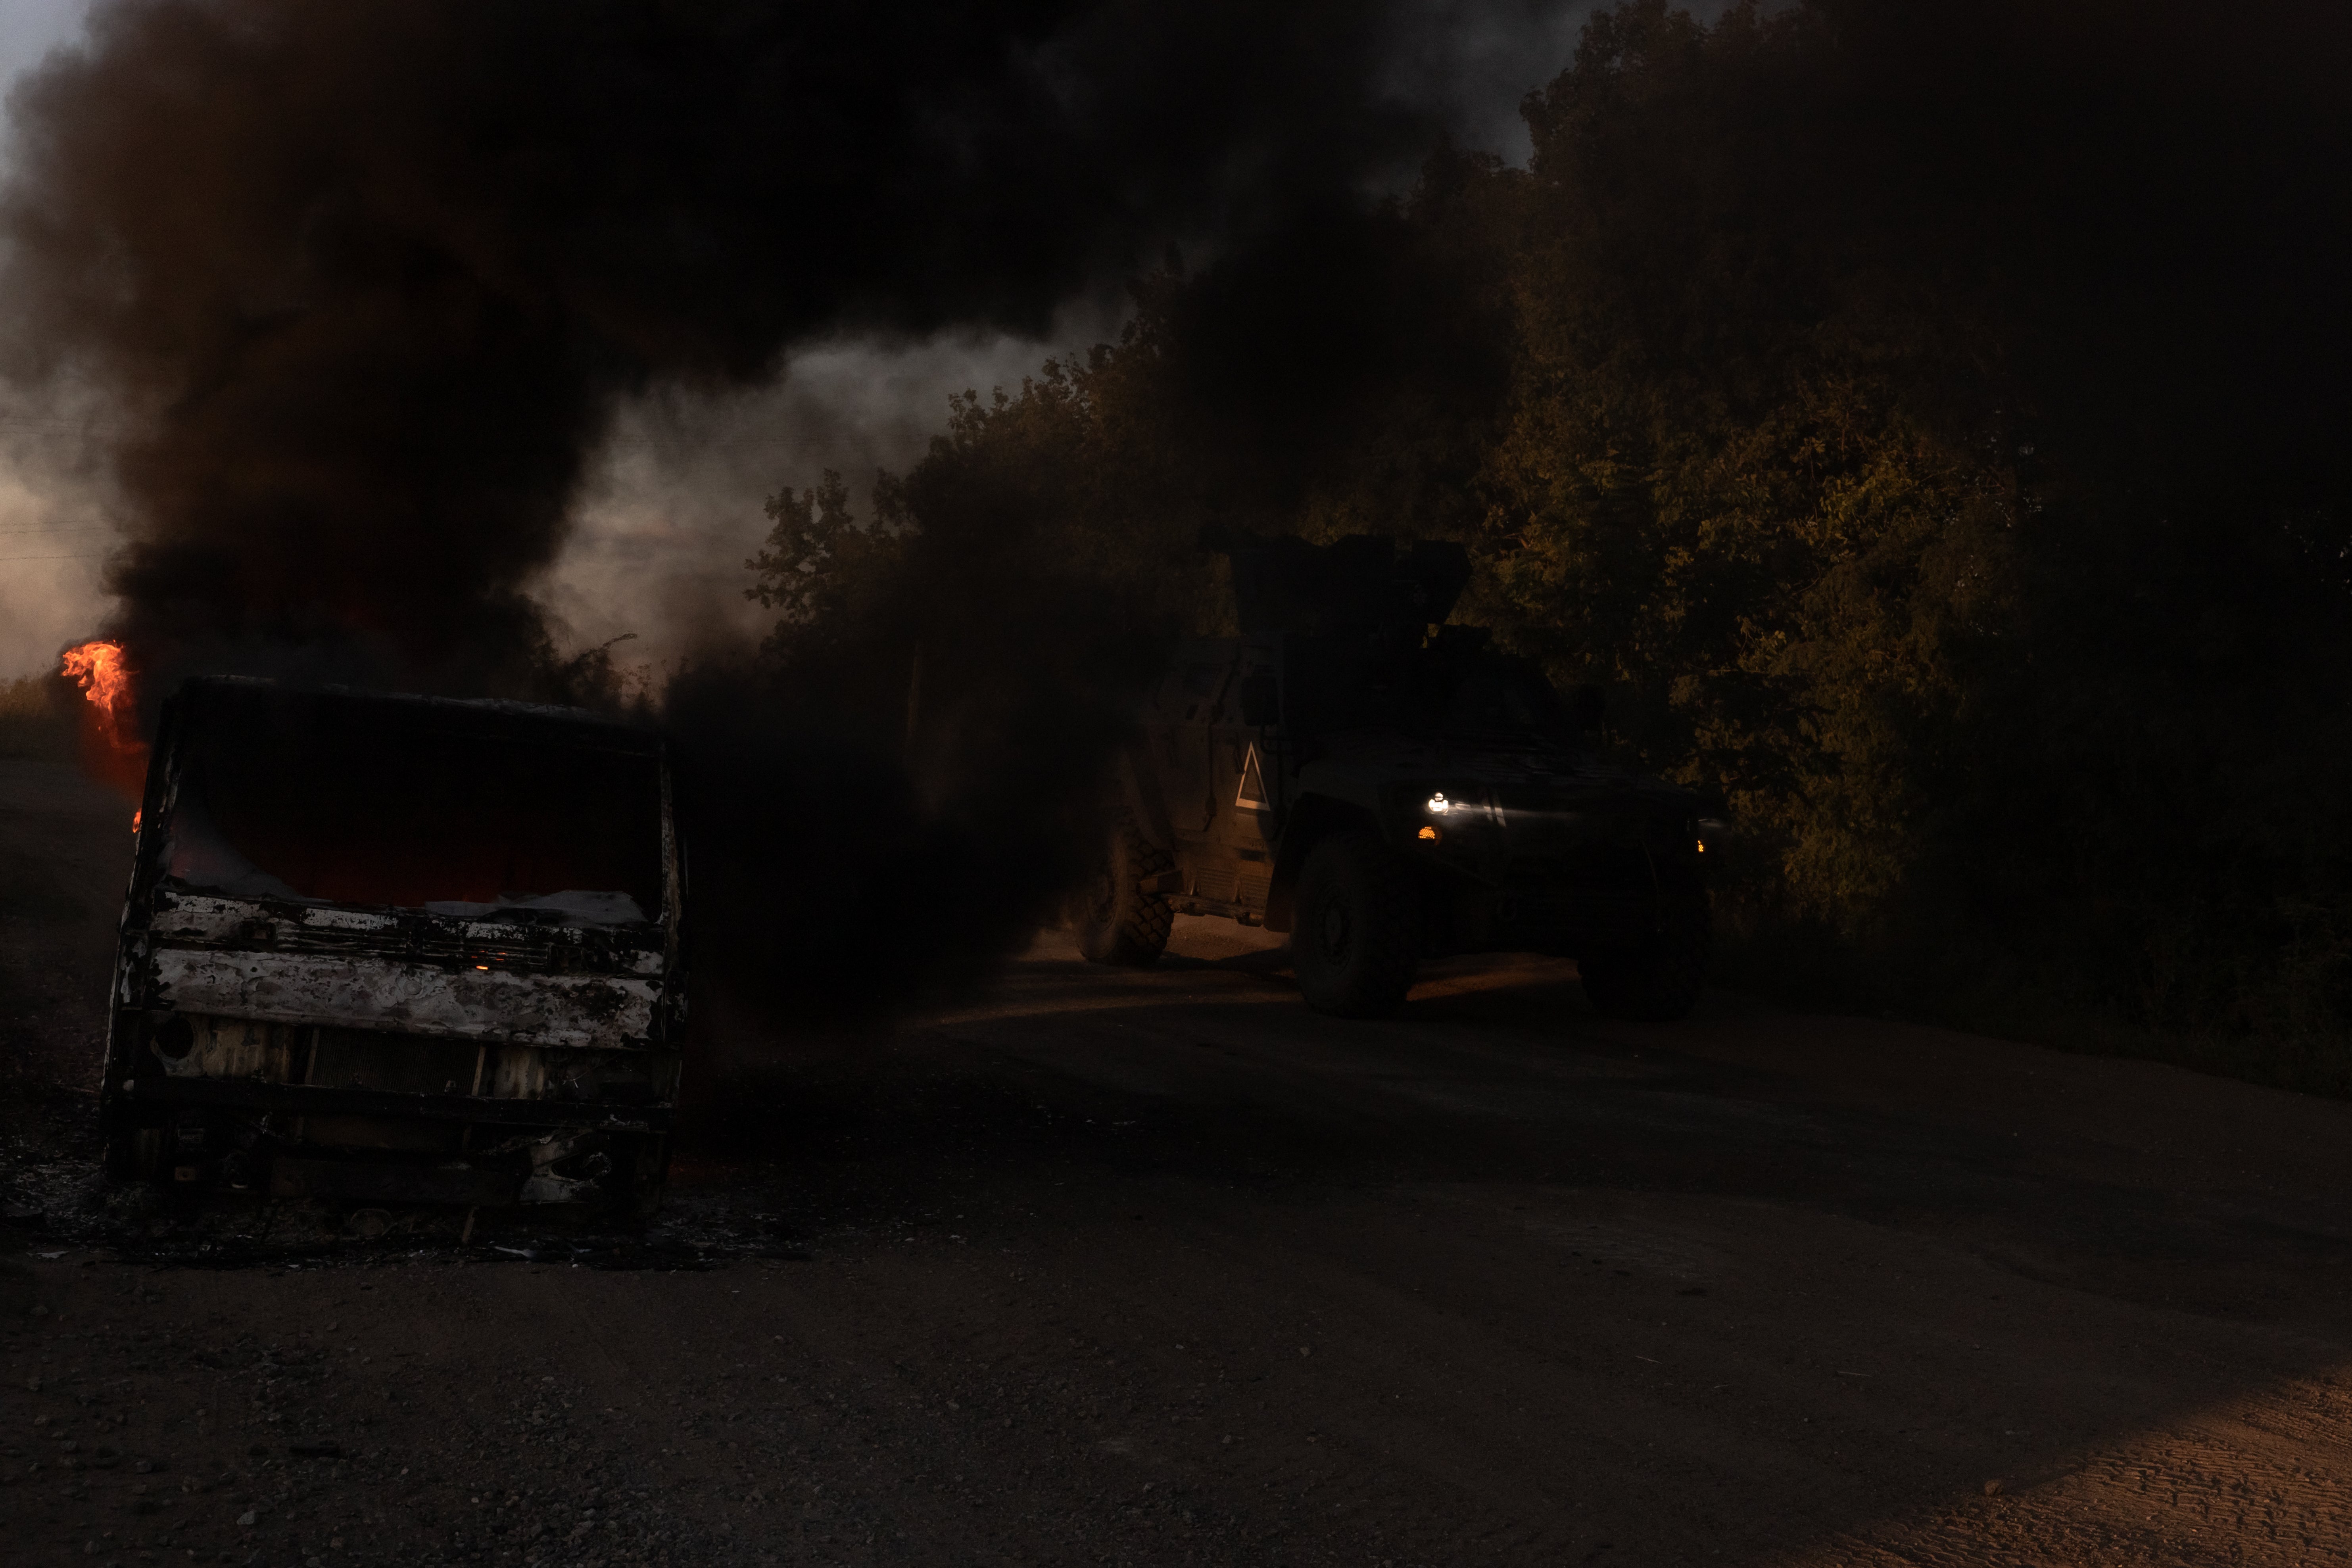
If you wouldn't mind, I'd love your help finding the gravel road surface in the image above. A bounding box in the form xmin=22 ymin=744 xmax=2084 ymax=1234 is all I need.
xmin=5 ymin=757 xmax=2352 ymax=1566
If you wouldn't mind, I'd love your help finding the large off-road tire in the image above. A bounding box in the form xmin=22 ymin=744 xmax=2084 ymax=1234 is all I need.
xmin=1292 ymin=831 xmax=1420 ymax=1017
xmin=1579 ymin=898 xmax=1711 ymax=1021
xmin=1075 ymin=820 xmax=1173 ymax=966
xmin=102 ymin=1121 xmax=164 ymax=1181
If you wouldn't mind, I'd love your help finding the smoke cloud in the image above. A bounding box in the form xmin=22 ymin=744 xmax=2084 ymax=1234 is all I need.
xmin=0 ymin=0 xmax=1476 ymax=692
xmin=547 ymin=316 xmax=1125 ymax=685
xmin=0 ymin=0 xmax=1580 ymax=1022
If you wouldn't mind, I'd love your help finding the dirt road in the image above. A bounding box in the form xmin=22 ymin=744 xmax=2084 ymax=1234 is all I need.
xmin=5 ymin=756 xmax=2352 ymax=1566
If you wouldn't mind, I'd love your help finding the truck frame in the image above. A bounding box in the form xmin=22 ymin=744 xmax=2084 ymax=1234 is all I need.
xmin=98 ymin=678 xmax=686 ymax=1224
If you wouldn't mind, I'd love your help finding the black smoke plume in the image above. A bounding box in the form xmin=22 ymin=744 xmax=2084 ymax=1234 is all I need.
xmin=0 ymin=0 xmax=1453 ymax=688
xmin=0 ymin=0 xmax=1515 ymax=1022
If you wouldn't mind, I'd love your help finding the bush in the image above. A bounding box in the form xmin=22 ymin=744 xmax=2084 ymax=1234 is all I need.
xmin=0 ymin=675 xmax=73 ymax=761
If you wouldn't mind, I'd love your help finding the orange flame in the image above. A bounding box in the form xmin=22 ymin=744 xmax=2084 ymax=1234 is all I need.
xmin=60 ymin=639 xmax=148 ymax=801
xmin=62 ymin=641 xmax=133 ymax=742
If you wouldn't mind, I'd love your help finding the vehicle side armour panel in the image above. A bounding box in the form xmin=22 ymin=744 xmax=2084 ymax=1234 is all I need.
xmin=1292 ymin=762 xmax=1388 ymax=819
xmin=1117 ymin=752 xmax=1175 ymax=850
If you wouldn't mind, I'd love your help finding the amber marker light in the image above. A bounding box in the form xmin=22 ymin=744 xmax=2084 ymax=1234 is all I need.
xmin=1696 ymin=840 xmax=1707 ymax=854
xmin=1418 ymin=825 xmax=1440 ymax=842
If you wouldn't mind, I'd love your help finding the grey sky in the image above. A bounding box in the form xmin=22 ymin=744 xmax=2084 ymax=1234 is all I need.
xmin=0 ymin=0 xmax=85 ymax=86
xmin=0 ymin=0 xmax=96 ymax=681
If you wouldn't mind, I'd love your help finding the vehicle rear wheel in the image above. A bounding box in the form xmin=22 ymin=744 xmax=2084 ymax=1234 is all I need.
xmin=1292 ymin=831 xmax=1419 ymax=1017
xmin=1580 ymin=900 xmax=1710 ymax=1021
xmin=103 ymin=1121 xmax=164 ymax=1181
xmin=1074 ymin=819 xmax=1173 ymax=966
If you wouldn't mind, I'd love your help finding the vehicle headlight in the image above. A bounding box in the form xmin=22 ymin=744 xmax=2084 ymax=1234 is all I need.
xmin=1426 ymin=792 xmax=1453 ymax=814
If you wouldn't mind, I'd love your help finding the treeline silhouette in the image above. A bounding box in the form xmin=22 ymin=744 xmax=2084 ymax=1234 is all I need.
xmin=750 ymin=0 xmax=2352 ymax=1083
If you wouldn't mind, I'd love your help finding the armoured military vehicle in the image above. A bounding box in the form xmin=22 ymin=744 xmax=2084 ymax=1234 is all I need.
xmin=1072 ymin=531 xmax=1714 ymax=1019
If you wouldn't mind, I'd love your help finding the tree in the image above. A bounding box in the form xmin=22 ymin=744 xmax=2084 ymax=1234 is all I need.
xmin=743 ymin=0 xmax=2352 ymax=1077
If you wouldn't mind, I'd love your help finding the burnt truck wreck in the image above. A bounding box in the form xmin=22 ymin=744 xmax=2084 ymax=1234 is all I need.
xmin=99 ymin=678 xmax=685 ymax=1221
xmin=1075 ymin=532 xmax=1714 ymax=1019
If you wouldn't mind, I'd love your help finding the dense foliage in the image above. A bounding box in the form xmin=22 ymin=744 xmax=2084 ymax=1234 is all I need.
xmin=749 ymin=0 xmax=2352 ymax=1080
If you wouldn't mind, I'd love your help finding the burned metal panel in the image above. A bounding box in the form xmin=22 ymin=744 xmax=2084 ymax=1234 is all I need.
xmin=152 ymin=1014 xmax=301 ymax=1081
xmin=122 ymin=1074 xmax=671 ymax=1131
xmin=304 ymin=1027 xmax=482 ymax=1095
xmin=147 ymin=948 xmax=659 ymax=1047
xmin=147 ymin=893 xmax=668 ymax=977
xmin=148 ymin=1014 xmax=677 ymax=1100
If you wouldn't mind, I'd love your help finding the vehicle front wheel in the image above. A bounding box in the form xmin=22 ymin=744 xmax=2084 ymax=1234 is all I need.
xmin=1579 ymin=901 xmax=1710 ymax=1021
xmin=1073 ymin=819 xmax=1173 ymax=966
xmin=1292 ymin=832 xmax=1419 ymax=1017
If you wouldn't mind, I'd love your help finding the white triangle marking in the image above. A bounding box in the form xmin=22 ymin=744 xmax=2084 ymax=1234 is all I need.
xmin=1235 ymin=743 xmax=1270 ymax=811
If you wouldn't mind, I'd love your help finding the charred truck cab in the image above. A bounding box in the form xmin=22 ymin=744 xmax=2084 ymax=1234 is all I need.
xmin=100 ymin=679 xmax=685 ymax=1222
xmin=1075 ymin=532 xmax=1715 ymax=1019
